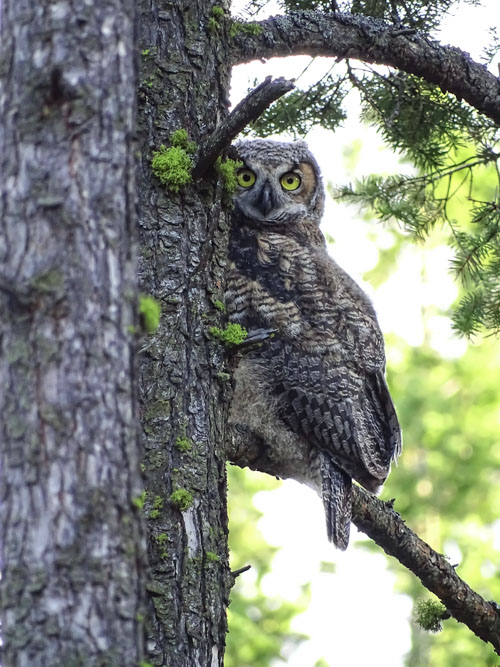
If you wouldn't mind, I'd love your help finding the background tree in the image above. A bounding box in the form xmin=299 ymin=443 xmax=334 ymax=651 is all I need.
xmin=0 ymin=1 xmax=144 ymax=664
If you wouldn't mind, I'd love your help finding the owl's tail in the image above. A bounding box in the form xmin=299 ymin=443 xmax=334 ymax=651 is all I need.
xmin=321 ymin=456 xmax=352 ymax=550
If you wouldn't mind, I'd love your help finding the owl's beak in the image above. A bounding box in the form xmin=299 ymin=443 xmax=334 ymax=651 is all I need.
xmin=255 ymin=181 xmax=275 ymax=216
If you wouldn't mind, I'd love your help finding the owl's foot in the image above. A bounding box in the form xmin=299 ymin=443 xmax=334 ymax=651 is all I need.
xmin=233 ymin=327 xmax=277 ymax=350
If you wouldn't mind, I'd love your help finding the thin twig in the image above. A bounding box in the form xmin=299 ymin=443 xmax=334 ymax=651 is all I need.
xmin=231 ymin=564 xmax=252 ymax=578
xmin=193 ymin=76 xmax=295 ymax=178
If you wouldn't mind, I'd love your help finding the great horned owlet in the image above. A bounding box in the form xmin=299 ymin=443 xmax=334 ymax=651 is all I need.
xmin=226 ymin=139 xmax=401 ymax=550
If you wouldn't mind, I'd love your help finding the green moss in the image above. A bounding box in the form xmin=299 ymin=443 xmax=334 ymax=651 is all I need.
xmin=216 ymin=157 xmax=243 ymax=196
xmin=145 ymin=450 xmax=165 ymax=470
xmin=149 ymin=495 xmax=164 ymax=519
xmin=141 ymin=48 xmax=151 ymax=56
xmin=414 ymin=598 xmax=447 ymax=633
xmin=208 ymin=16 xmax=219 ymax=33
xmin=211 ymin=6 xmax=225 ymax=19
xmin=131 ymin=490 xmax=147 ymax=510
xmin=31 ymin=268 xmax=64 ymax=293
xmin=206 ymin=551 xmax=220 ymax=563
xmin=229 ymin=20 xmax=262 ymax=39
xmin=155 ymin=532 xmax=169 ymax=559
xmin=170 ymin=128 xmax=187 ymax=145
xmin=170 ymin=129 xmax=196 ymax=154
xmin=175 ymin=436 xmax=192 ymax=452
xmin=152 ymin=144 xmax=193 ymax=192
xmin=216 ymin=371 xmax=230 ymax=382
xmin=209 ymin=323 xmax=248 ymax=346
xmin=208 ymin=6 xmax=225 ymax=33
xmin=139 ymin=294 xmax=161 ymax=333
xmin=212 ymin=298 xmax=226 ymax=312
xmin=151 ymin=128 xmax=196 ymax=193
xmin=144 ymin=399 xmax=169 ymax=421
xmin=170 ymin=489 xmax=193 ymax=511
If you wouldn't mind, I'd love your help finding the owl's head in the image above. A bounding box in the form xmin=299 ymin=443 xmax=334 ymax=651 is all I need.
xmin=233 ymin=139 xmax=325 ymax=226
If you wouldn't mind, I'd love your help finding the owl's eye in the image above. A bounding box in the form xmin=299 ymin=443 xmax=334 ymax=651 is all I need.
xmin=237 ymin=169 xmax=256 ymax=188
xmin=280 ymin=172 xmax=301 ymax=191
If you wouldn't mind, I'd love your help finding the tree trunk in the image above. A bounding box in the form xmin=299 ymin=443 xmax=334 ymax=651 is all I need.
xmin=136 ymin=1 xmax=233 ymax=665
xmin=0 ymin=2 xmax=144 ymax=665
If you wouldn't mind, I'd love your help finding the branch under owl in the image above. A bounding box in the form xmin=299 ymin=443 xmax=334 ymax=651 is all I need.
xmin=227 ymin=440 xmax=500 ymax=654
xmin=193 ymin=76 xmax=295 ymax=179
xmin=352 ymin=486 xmax=500 ymax=654
xmin=229 ymin=11 xmax=500 ymax=126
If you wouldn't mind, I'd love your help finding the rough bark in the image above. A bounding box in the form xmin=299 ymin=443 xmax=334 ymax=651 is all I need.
xmin=353 ymin=487 xmax=500 ymax=654
xmin=0 ymin=2 xmax=144 ymax=666
xmin=228 ymin=426 xmax=500 ymax=655
xmin=136 ymin=1 xmax=234 ymax=665
xmin=230 ymin=11 xmax=500 ymax=126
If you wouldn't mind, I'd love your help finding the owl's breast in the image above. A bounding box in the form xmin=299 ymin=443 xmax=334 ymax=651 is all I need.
xmin=226 ymin=223 xmax=303 ymax=333
xmin=228 ymin=223 xmax=295 ymax=302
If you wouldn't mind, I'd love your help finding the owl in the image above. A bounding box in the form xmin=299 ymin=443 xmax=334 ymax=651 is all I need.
xmin=225 ymin=139 xmax=401 ymax=549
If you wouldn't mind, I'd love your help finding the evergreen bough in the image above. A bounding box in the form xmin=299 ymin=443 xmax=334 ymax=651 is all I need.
xmin=239 ymin=0 xmax=500 ymax=338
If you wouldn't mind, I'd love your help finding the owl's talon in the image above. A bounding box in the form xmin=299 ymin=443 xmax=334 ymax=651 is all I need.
xmin=240 ymin=327 xmax=277 ymax=345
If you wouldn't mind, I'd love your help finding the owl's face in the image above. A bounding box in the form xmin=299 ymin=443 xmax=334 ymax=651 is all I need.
xmin=233 ymin=140 xmax=324 ymax=226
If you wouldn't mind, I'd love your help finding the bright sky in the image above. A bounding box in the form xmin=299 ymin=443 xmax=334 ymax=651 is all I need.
xmin=229 ymin=2 xmax=499 ymax=665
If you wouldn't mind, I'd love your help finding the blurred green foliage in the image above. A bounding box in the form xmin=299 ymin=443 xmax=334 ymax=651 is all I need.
xmin=228 ymin=0 xmax=499 ymax=663
xmin=341 ymin=147 xmax=500 ymax=663
xmin=226 ymin=466 xmax=309 ymax=666
xmin=335 ymin=73 xmax=500 ymax=337
xmin=382 ymin=327 xmax=500 ymax=665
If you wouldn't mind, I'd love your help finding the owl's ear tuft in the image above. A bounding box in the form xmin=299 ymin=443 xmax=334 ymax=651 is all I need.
xmin=293 ymin=140 xmax=309 ymax=150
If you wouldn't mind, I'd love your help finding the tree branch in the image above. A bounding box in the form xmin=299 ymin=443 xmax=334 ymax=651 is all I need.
xmin=230 ymin=11 xmax=500 ymax=126
xmin=227 ymin=428 xmax=500 ymax=654
xmin=352 ymin=486 xmax=500 ymax=655
xmin=193 ymin=76 xmax=294 ymax=178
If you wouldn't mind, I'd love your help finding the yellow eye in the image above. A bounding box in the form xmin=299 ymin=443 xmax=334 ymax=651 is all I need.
xmin=237 ymin=169 xmax=256 ymax=188
xmin=280 ymin=172 xmax=301 ymax=191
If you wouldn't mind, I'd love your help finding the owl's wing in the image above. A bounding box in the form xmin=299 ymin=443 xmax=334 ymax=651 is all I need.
xmin=260 ymin=336 xmax=400 ymax=550
xmin=264 ymin=338 xmax=401 ymax=491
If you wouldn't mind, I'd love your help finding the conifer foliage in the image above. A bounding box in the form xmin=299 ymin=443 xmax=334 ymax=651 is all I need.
xmin=238 ymin=0 xmax=500 ymax=337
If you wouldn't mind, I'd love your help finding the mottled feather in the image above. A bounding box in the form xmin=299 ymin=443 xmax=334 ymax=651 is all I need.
xmin=226 ymin=139 xmax=401 ymax=549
